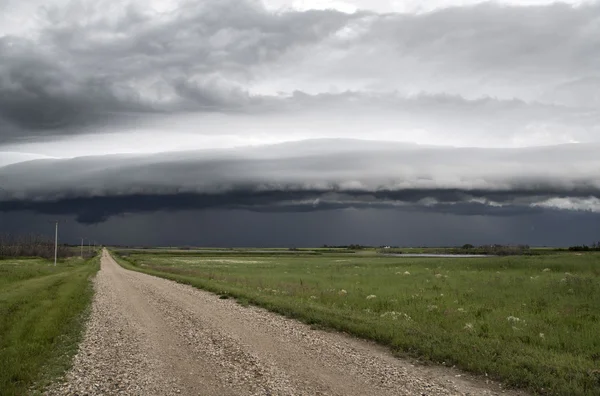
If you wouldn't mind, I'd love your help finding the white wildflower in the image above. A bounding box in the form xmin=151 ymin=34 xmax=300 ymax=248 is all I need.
xmin=310 ymin=295 xmax=317 ymax=300
xmin=404 ymin=271 xmax=411 ymax=275
xmin=366 ymin=294 xmax=377 ymax=300
xmin=427 ymin=305 xmax=438 ymax=311
xmin=457 ymin=308 xmax=466 ymax=313
xmin=435 ymin=274 xmax=443 ymax=278
xmin=382 ymin=311 xmax=412 ymax=321
xmin=542 ymin=268 xmax=551 ymax=272
xmin=464 ymin=323 xmax=474 ymax=331
xmin=512 ymin=326 xmax=521 ymax=331
xmin=338 ymin=289 xmax=347 ymax=296
xmin=507 ymin=316 xmax=520 ymax=322
xmin=381 ymin=311 xmax=399 ymax=320
xmin=539 ymin=333 xmax=545 ymax=339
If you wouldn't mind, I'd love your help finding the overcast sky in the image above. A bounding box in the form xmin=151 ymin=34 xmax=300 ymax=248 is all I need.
xmin=1 ymin=0 xmax=599 ymax=246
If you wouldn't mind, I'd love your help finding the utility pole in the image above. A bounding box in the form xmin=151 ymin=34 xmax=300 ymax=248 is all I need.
xmin=49 ymin=220 xmax=66 ymax=266
xmin=81 ymin=237 xmax=85 ymax=258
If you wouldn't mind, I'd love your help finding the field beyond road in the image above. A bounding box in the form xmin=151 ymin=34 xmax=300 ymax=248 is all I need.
xmin=114 ymin=249 xmax=600 ymax=396
xmin=0 ymin=255 xmax=99 ymax=396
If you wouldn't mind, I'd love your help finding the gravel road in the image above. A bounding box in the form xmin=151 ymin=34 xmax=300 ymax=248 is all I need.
xmin=46 ymin=249 xmax=526 ymax=396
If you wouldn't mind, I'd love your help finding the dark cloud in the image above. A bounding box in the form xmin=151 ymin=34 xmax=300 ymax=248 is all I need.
xmin=1 ymin=1 xmax=600 ymax=144
xmin=1 ymin=140 xmax=599 ymax=223
xmin=0 ymin=1 xmax=359 ymax=141
xmin=0 ymin=191 xmax=548 ymax=224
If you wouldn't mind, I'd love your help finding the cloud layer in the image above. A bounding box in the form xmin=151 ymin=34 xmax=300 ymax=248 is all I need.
xmin=1 ymin=0 xmax=600 ymax=148
xmin=1 ymin=139 xmax=599 ymax=223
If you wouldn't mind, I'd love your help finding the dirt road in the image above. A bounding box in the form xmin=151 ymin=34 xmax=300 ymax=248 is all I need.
xmin=47 ymin=249 xmax=525 ymax=396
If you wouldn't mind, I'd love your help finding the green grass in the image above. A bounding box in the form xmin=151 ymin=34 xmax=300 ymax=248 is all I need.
xmin=0 ymin=256 xmax=99 ymax=396
xmin=113 ymin=250 xmax=600 ymax=396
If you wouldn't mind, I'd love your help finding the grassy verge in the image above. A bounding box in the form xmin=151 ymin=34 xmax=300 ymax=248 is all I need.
xmin=0 ymin=256 xmax=100 ymax=396
xmin=112 ymin=250 xmax=600 ymax=396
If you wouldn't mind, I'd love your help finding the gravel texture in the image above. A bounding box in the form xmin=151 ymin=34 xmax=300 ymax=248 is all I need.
xmin=46 ymin=249 xmax=528 ymax=396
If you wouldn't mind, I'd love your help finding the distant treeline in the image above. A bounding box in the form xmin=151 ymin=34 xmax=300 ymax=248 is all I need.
xmin=567 ymin=243 xmax=600 ymax=252
xmin=375 ymin=244 xmax=533 ymax=256
xmin=452 ymin=244 xmax=532 ymax=256
xmin=0 ymin=234 xmax=80 ymax=259
xmin=320 ymin=244 xmax=534 ymax=256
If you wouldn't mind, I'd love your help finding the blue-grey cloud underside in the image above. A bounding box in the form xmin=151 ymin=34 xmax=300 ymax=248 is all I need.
xmin=1 ymin=139 xmax=599 ymax=223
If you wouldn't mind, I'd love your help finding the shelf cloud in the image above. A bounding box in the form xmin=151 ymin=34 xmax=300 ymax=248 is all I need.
xmin=1 ymin=140 xmax=599 ymax=223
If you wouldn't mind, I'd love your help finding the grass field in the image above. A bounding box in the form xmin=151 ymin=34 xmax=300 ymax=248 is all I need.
xmin=114 ymin=250 xmax=600 ymax=396
xmin=0 ymin=256 xmax=99 ymax=396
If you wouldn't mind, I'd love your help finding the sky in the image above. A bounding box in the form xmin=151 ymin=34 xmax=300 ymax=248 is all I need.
xmin=1 ymin=0 xmax=600 ymax=246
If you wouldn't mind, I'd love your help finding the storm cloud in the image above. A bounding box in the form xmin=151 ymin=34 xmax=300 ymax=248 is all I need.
xmin=1 ymin=140 xmax=599 ymax=223
xmin=1 ymin=0 xmax=600 ymax=146
xmin=2 ymin=0 xmax=600 ymax=245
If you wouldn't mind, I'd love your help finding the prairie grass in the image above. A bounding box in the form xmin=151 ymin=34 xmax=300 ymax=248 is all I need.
xmin=0 ymin=256 xmax=99 ymax=396
xmin=114 ymin=251 xmax=600 ymax=396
